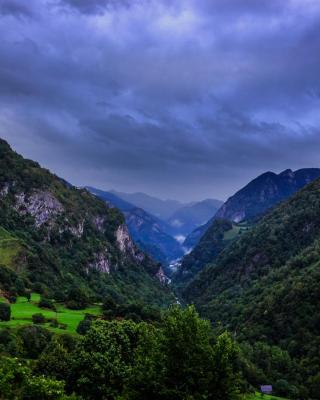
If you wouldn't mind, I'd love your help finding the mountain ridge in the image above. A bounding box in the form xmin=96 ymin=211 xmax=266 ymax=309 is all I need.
xmin=0 ymin=138 xmax=172 ymax=305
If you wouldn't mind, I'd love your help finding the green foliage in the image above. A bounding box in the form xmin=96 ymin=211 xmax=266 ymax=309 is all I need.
xmin=0 ymin=356 xmax=76 ymax=400
xmin=39 ymin=297 xmax=56 ymax=311
xmin=18 ymin=325 xmax=52 ymax=359
xmin=184 ymin=178 xmax=320 ymax=398
xmin=102 ymin=297 xmax=161 ymax=322
xmin=0 ymin=303 xmax=10 ymax=321
xmin=68 ymin=306 xmax=240 ymax=400
xmin=76 ymin=314 xmax=94 ymax=335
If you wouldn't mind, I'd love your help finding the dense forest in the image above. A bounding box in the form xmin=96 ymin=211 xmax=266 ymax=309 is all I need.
xmin=183 ymin=177 xmax=320 ymax=398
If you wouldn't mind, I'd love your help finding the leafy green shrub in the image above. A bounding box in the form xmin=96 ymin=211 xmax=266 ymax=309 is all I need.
xmin=76 ymin=315 xmax=93 ymax=335
xmin=32 ymin=313 xmax=46 ymax=324
xmin=39 ymin=297 xmax=56 ymax=311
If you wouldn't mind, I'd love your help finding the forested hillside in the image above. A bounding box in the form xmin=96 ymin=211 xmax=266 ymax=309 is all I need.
xmin=0 ymin=139 xmax=172 ymax=305
xmin=183 ymin=177 xmax=320 ymax=397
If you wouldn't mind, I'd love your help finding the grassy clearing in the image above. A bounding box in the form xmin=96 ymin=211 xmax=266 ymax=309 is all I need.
xmin=0 ymin=293 xmax=102 ymax=333
xmin=243 ymin=393 xmax=288 ymax=400
xmin=223 ymin=223 xmax=251 ymax=241
xmin=0 ymin=226 xmax=22 ymax=268
xmin=224 ymin=224 xmax=242 ymax=241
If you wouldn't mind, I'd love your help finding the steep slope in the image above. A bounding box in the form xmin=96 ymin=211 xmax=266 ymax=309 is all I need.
xmin=0 ymin=139 xmax=172 ymax=305
xmin=175 ymin=220 xmax=250 ymax=285
xmin=87 ymin=187 xmax=184 ymax=267
xmin=215 ymin=168 xmax=320 ymax=223
xmin=180 ymin=168 xmax=320 ymax=283
xmin=167 ymin=198 xmax=223 ymax=237
xmin=183 ymin=178 xmax=320 ymax=387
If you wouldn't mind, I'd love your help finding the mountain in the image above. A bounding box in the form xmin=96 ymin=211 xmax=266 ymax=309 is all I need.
xmin=183 ymin=177 xmax=320 ymax=391
xmin=110 ymin=190 xmax=183 ymax=220
xmin=86 ymin=187 xmax=135 ymax=212
xmin=181 ymin=168 xmax=320 ymax=269
xmin=215 ymin=168 xmax=320 ymax=223
xmin=0 ymin=139 xmax=172 ymax=305
xmin=167 ymin=198 xmax=223 ymax=237
xmin=87 ymin=187 xmax=184 ymax=268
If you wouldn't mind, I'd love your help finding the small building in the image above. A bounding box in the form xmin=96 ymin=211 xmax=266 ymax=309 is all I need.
xmin=260 ymin=385 xmax=272 ymax=395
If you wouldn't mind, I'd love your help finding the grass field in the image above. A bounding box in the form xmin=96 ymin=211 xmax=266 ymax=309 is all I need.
xmin=0 ymin=293 xmax=102 ymax=333
xmin=244 ymin=393 xmax=288 ymax=400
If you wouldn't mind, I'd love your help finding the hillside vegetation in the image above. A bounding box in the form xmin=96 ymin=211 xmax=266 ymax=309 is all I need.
xmin=176 ymin=220 xmax=251 ymax=286
xmin=0 ymin=139 xmax=172 ymax=306
xmin=184 ymin=177 xmax=320 ymax=397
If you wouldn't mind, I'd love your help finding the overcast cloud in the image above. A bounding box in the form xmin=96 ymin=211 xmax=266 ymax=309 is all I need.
xmin=1 ymin=0 xmax=320 ymax=200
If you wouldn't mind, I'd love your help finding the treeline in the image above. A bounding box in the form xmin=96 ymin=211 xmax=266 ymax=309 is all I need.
xmin=0 ymin=306 xmax=242 ymax=400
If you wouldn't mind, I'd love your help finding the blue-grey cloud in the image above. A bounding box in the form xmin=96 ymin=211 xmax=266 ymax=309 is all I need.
xmin=1 ymin=0 xmax=320 ymax=200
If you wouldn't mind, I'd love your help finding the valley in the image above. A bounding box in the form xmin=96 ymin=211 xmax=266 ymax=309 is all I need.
xmin=0 ymin=138 xmax=320 ymax=399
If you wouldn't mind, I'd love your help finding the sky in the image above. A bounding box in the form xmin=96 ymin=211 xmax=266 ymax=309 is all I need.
xmin=1 ymin=0 xmax=320 ymax=201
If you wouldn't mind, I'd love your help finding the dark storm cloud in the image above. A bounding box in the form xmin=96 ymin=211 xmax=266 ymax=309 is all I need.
xmin=60 ymin=0 xmax=133 ymax=14
xmin=0 ymin=0 xmax=34 ymax=17
xmin=1 ymin=0 xmax=320 ymax=200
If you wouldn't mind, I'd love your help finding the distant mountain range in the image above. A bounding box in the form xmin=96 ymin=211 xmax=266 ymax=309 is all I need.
xmin=166 ymin=199 xmax=223 ymax=237
xmin=87 ymin=187 xmax=184 ymax=271
xmin=109 ymin=190 xmax=184 ymax=220
xmin=88 ymin=187 xmax=222 ymax=268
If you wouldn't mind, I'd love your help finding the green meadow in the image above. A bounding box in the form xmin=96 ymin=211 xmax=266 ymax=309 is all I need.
xmin=0 ymin=293 xmax=102 ymax=333
xmin=244 ymin=393 xmax=288 ymax=400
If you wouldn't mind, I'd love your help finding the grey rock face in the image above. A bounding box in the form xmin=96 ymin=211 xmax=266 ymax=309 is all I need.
xmin=15 ymin=191 xmax=64 ymax=227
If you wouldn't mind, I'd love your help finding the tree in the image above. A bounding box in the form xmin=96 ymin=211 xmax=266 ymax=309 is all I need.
xmin=0 ymin=356 xmax=77 ymax=400
xmin=36 ymin=338 xmax=72 ymax=381
xmin=159 ymin=305 xmax=240 ymax=400
xmin=66 ymin=286 xmax=88 ymax=310
xmin=0 ymin=302 xmax=11 ymax=321
xmin=17 ymin=325 xmax=52 ymax=359
xmin=69 ymin=320 xmax=144 ymax=399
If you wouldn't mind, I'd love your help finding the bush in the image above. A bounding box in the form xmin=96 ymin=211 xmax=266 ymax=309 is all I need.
xmin=0 ymin=303 xmax=11 ymax=321
xmin=32 ymin=313 xmax=46 ymax=324
xmin=65 ymin=300 xmax=80 ymax=310
xmin=39 ymin=297 xmax=56 ymax=311
xmin=76 ymin=315 xmax=93 ymax=335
